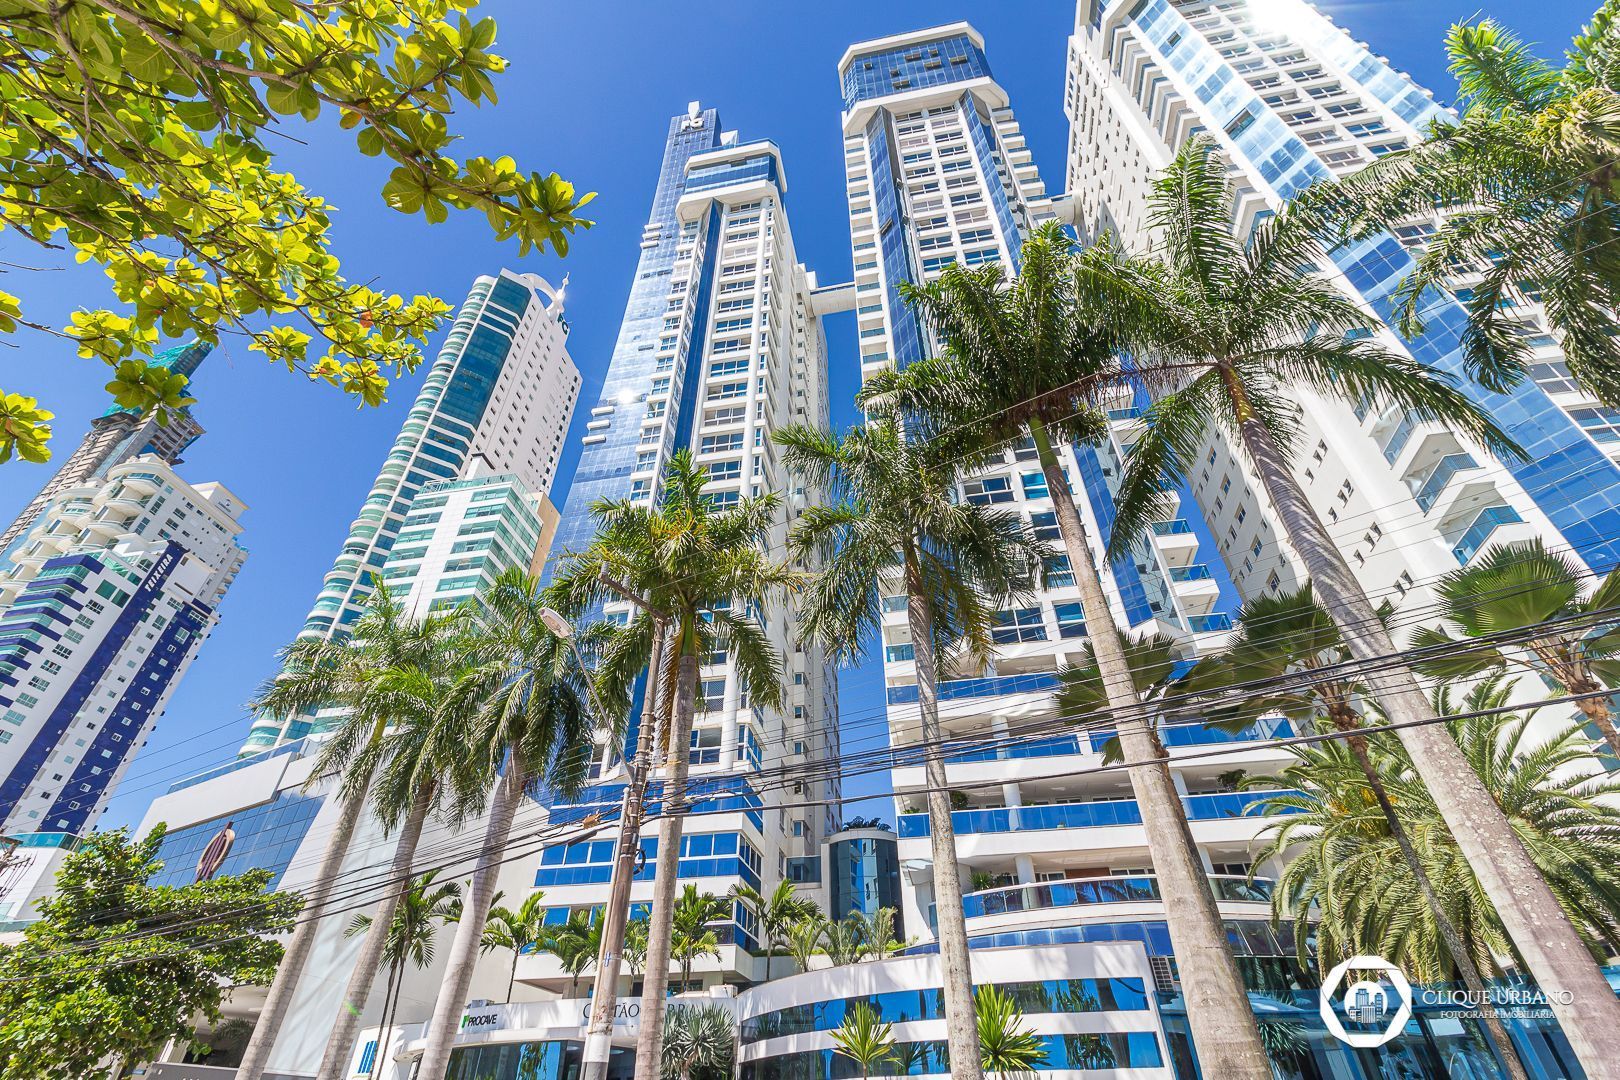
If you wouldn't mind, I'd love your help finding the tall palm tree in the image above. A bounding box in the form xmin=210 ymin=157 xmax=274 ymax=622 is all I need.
xmin=1414 ymin=538 xmax=1620 ymax=759
xmin=831 ymin=1002 xmax=899 ymax=1080
xmin=659 ymin=1004 xmax=735 ymax=1080
xmin=669 ymin=885 xmax=728 ymax=991
xmin=237 ymin=588 xmax=449 ymax=1080
xmin=731 ymin=880 xmax=817 ymax=983
xmin=315 ymin=641 xmax=485 ymax=1080
xmin=345 ymin=870 xmax=462 ymax=1080
xmin=413 ymin=568 xmax=596 ymax=1080
xmin=779 ymin=415 xmax=1049 ymax=1080
xmin=1333 ymin=9 xmax=1620 ymax=404
xmin=1194 ymin=587 xmax=1530 ymax=1080
xmin=975 ymin=985 xmax=1046 ymax=1079
xmin=548 ymin=450 xmax=799 ymax=1080
xmin=876 ymin=220 xmax=1271 ymax=1077
xmin=1248 ymin=675 xmax=1620 ymax=978
xmin=1088 ymin=133 xmax=1620 ymax=1062
xmin=547 ymin=910 xmax=604 ymax=998
xmin=481 ymin=891 xmax=551 ymax=1002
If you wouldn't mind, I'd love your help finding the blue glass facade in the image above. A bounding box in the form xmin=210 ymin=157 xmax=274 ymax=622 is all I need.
xmin=1121 ymin=0 xmax=1620 ymax=573
xmin=148 ymin=788 xmax=323 ymax=890
xmin=840 ymin=33 xmax=990 ymax=109
xmin=826 ymin=832 xmax=902 ymax=934
xmin=863 ymin=112 xmax=927 ymax=371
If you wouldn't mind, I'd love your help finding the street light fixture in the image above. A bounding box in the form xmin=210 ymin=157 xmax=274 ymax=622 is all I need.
xmin=540 ymin=607 xmax=574 ymax=639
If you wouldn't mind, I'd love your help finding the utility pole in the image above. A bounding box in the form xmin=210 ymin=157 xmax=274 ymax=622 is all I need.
xmin=569 ymin=576 xmax=671 ymax=1080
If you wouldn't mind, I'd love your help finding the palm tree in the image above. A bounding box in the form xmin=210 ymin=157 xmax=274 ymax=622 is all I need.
xmin=1055 ymin=631 xmax=1186 ymax=764
xmin=1333 ymin=11 xmax=1620 ymax=405
xmin=975 ymin=985 xmax=1046 ymax=1078
xmin=1087 ymin=133 xmax=1620 ymax=1061
xmin=854 ymin=907 xmax=903 ymax=962
xmin=785 ymin=913 xmax=827 ymax=974
xmin=547 ymin=910 xmax=604 ymax=998
xmin=482 ymin=892 xmax=551 ymax=1002
xmin=237 ymin=588 xmax=451 ymax=1080
xmin=821 ymin=914 xmax=866 ymax=967
xmin=623 ymin=917 xmax=650 ymax=983
xmin=413 ymin=568 xmax=596 ymax=1080
xmin=831 ymin=1001 xmax=899 ymax=1080
xmin=659 ymin=1004 xmax=735 ymax=1080
xmin=1248 ymin=675 xmax=1620 ymax=980
xmin=345 ymin=871 xmax=462 ymax=1080
xmin=1414 ymin=539 xmax=1620 ymax=759
xmin=731 ymin=880 xmax=818 ymax=983
xmin=779 ymin=415 xmax=1049 ymax=1080
xmin=548 ymin=450 xmax=798 ymax=1080
xmin=669 ymin=885 xmax=728 ymax=991
xmin=1193 ymin=587 xmax=1530 ymax=1080
xmin=877 ymin=220 xmax=1272 ymax=1077
xmin=316 ymin=640 xmax=484 ymax=1080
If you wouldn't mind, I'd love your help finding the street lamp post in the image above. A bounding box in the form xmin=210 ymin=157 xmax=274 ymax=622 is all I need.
xmin=544 ymin=584 xmax=671 ymax=1080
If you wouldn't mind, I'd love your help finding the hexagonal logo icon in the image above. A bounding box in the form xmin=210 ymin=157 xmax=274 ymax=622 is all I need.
xmin=1319 ymin=954 xmax=1413 ymax=1048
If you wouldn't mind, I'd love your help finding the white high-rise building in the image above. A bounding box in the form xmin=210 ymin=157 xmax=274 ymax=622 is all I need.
xmin=0 ymin=457 xmax=246 ymax=835
xmin=837 ymin=21 xmax=1295 ymax=995
xmin=1062 ymin=0 xmax=1620 ymax=619
xmin=533 ymin=104 xmax=841 ymax=992
xmin=245 ymin=270 xmax=581 ymax=752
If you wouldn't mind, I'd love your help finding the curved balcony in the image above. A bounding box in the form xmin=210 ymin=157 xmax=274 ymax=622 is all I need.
xmin=1452 ymin=504 xmax=1524 ymax=564
xmin=961 ymin=874 xmax=1274 ymax=920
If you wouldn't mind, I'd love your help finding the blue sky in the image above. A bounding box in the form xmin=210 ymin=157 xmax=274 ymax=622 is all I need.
xmin=0 ymin=0 xmax=1597 ymax=829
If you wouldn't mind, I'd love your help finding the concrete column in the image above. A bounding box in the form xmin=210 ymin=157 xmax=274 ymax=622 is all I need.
xmin=1015 ymin=855 xmax=1036 ymax=884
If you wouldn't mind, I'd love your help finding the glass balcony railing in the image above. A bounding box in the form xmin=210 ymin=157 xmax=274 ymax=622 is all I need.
xmin=960 ymin=874 xmax=1275 ymax=919
xmin=1412 ymin=453 xmax=1478 ymax=512
xmin=885 ymin=643 xmax=915 ymax=663
xmin=887 ymin=671 xmax=1060 ymax=705
xmin=944 ymin=735 xmax=1082 ymax=764
xmin=1150 ymin=519 xmax=1193 ymax=536
xmin=1452 ymin=504 xmax=1523 ymax=564
xmin=1106 ymin=406 xmax=1142 ymax=421
xmin=1380 ymin=413 xmax=1419 ymax=463
xmin=1169 ymin=564 xmax=1213 ymax=582
xmin=897 ymin=789 xmax=1299 ymax=837
xmin=1187 ymin=613 xmax=1234 ymax=632
xmin=1087 ymin=716 xmax=1292 ymax=754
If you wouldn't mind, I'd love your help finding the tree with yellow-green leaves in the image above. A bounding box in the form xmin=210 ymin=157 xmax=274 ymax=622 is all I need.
xmin=0 ymin=0 xmax=594 ymax=463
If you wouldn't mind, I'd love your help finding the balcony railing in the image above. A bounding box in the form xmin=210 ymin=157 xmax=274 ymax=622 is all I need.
xmin=1412 ymin=453 xmax=1478 ymax=512
xmin=1452 ymin=504 xmax=1523 ymax=564
xmin=885 ymin=643 xmax=915 ymax=663
xmin=887 ymin=671 xmax=1060 ymax=705
xmin=960 ymin=874 xmax=1275 ymax=919
xmin=897 ymin=789 xmax=1299 ymax=837
xmin=1150 ymin=519 xmax=1193 ymax=536
xmin=1087 ymin=716 xmax=1292 ymax=754
xmin=944 ymin=735 xmax=1082 ymax=764
xmin=1169 ymin=564 xmax=1213 ymax=582
xmin=1380 ymin=413 xmax=1419 ymax=463
xmin=1187 ymin=613 xmax=1234 ymax=632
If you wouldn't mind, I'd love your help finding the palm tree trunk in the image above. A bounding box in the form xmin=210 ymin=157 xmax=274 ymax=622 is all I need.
xmin=1570 ymin=679 xmax=1620 ymax=762
xmin=1224 ymin=370 xmax=1620 ymax=1067
xmin=902 ymin=541 xmax=986 ymax=1080
xmin=633 ymin=650 xmax=699 ymax=1080
xmin=584 ymin=618 xmax=669 ymax=1080
xmin=237 ymin=774 xmax=373 ymax=1080
xmin=316 ymin=784 xmax=434 ymax=1080
xmin=1340 ymin=726 xmax=1530 ymax=1080
xmin=415 ymin=758 xmax=529 ymax=1080
xmin=368 ymin=958 xmax=400 ymax=1080
xmin=508 ymin=951 xmax=518 ymax=1003
xmin=1029 ymin=416 xmax=1271 ymax=1078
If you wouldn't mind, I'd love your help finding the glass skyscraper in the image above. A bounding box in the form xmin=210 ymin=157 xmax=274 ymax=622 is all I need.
xmin=243 ymin=271 xmax=580 ymax=753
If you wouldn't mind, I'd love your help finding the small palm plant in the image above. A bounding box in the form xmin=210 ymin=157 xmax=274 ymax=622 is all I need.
xmin=481 ymin=892 xmax=550 ymax=1002
xmin=546 ymin=910 xmax=603 ymax=998
xmin=821 ymin=915 xmax=866 ymax=967
xmin=659 ymin=1004 xmax=735 ymax=1080
xmin=623 ymin=917 xmax=650 ymax=982
xmin=975 ymin=985 xmax=1046 ymax=1078
xmin=732 ymin=880 xmax=819 ymax=982
xmin=831 ymin=1001 xmax=899 ymax=1080
xmin=785 ymin=913 xmax=827 ymax=974
xmin=670 ymin=885 xmax=728 ymax=991
xmin=854 ymin=907 xmax=904 ymax=962
xmin=1335 ymin=11 xmax=1620 ymax=404
xmin=344 ymin=870 xmax=461 ymax=1080
xmin=1414 ymin=539 xmax=1620 ymax=759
